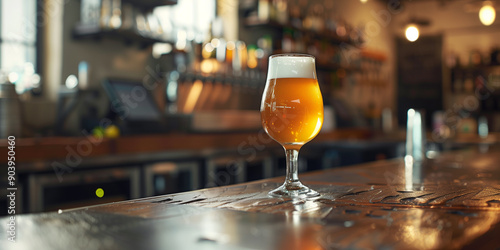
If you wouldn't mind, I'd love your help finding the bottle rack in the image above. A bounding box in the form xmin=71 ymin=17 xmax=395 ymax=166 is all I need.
xmin=450 ymin=65 xmax=500 ymax=95
xmin=243 ymin=19 xmax=357 ymax=46
xmin=449 ymin=65 xmax=500 ymax=114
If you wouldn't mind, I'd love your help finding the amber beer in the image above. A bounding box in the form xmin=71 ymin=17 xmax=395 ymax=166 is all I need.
xmin=261 ymin=54 xmax=323 ymax=198
xmin=260 ymin=55 xmax=323 ymax=147
xmin=261 ymin=77 xmax=323 ymax=145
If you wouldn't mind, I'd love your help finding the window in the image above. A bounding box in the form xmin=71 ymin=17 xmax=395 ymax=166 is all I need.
xmin=0 ymin=0 xmax=38 ymax=93
xmin=154 ymin=0 xmax=216 ymax=44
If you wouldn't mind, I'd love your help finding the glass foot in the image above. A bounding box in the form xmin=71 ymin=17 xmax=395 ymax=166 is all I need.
xmin=268 ymin=182 xmax=320 ymax=198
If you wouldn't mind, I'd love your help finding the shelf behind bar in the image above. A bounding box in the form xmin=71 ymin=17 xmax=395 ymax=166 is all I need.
xmin=123 ymin=0 xmax=177 ymax=10
xmin=72 ymin=23 xmax=174 ymax=47
xmin=243 ymin=18 xmax=356 ymax=46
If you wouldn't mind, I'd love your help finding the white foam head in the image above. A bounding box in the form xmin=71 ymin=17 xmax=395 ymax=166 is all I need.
xmin=267 ymin=54 xmax=316 ymax=80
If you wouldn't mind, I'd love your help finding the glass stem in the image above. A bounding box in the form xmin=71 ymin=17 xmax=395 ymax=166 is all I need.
xmin=284 ymin=148 xmax=300 ymax=188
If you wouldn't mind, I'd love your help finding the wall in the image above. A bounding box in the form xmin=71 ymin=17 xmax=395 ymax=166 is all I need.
xmin=391 ymin=0 xmax=500 ymax=111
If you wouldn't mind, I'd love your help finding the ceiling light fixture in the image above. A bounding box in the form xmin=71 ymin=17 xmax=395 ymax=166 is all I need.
xmin=479 ymin=1 xmax=496 ymax=26
xmin=405 ymin=24 xmax=419 ymax=42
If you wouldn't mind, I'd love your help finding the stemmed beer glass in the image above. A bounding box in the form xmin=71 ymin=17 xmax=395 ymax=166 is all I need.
xmin=261 ymin=54 xmax=324 ymax=198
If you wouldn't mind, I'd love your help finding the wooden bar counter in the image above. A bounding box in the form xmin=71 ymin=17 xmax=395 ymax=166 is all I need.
xmin=2 ymin=145 xmax=500 ymax=249
xmin=0 ymin=129 xmax=373 ymax=166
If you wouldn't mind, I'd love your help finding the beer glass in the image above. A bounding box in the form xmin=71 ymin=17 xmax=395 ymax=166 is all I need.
xmin=261 ymin=54 xmax=323 ymax=198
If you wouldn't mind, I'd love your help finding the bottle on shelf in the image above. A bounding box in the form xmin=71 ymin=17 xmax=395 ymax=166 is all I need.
xmin=99 ymin=0 xmax=112 ymax=28
xmin=281 ymin=29 xmax=294 ymax=52
xmin=275 ymin=0 xmax=288 ymax=25
xmin=120 ymin=3 xmax=134 ymax=30
xmin=109 ymin=0 xmax=122 ymax=29
xmin=289 ymin=5 xmax=302 ymax=29
xmin=258 ymin=0 xmax=271 ymax=22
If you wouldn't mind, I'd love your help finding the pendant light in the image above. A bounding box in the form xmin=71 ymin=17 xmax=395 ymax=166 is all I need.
xmin=479 ymin=1 xmax=496 ymax=26
xmin=405 ymin=24 xmax=419 ymax=42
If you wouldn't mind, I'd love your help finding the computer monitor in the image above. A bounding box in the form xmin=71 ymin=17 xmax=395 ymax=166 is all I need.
xmin=102 ymin=78 xmax=168 ymax=134
xmin=102 ymin=78 xmax=162 ymax=121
